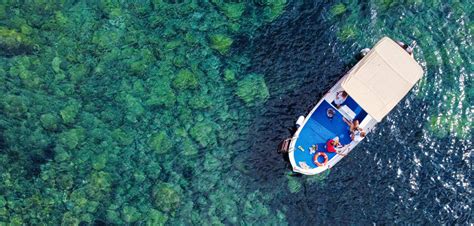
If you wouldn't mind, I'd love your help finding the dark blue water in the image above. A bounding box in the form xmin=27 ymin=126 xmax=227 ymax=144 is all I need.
xmin=244 ymin=1 xmax=472 ymax=224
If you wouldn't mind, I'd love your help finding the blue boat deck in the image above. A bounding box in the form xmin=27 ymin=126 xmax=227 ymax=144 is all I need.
xmin=294 ymin=97 xmax=366 ymax=169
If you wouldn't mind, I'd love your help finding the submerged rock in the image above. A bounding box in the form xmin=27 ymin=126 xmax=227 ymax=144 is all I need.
xmin=243 ymin=198 xmax=270 ymax=222
xmin=61 ymin=212 xmax=80 ymax=226
xmin=173 ymin=69 xmax=198 ymax=90
xmin=146 ymin=82 xmax=176 ymax=108
xmin=51 ymin=56 xmax=62 ymax=73
xmin=152 ymin=182 xmax=181 ymax=212
xmin=338 ymin=25 xmax=357 ymax=41
xmin=120 ymin=93 xmax=144 ymax=122
xmin=146 ymin=209 xmax=168 ymax=225
xmin=287 ymin=176 xmax=302 ymax=193
xmin=223 ymin=68 xmax=236 ymax=82
xmin=149 ymin=131 xmax=173 ymax=154
xmin=92 ymin=153 xmax=108 ymax=170
xmin=111 ymin=129 xmax=134 ymax=146
xmin=1 ymin=94 xmax=28 ymax=118
xmin=188 ymin=91 xmax=212 ymax=110
xmin=209 ymin=34 xmax=233 ymax=54
xmin=190 ymin=121 xmax=217 ymax=147
xmin=0 ymin=26 xmax=34 ymax=57
xmin=40 ymin=113 xmax=59 ymax=131
xmin=60 ymin=100 xmax=81 ymax=124
xmin=121 ymin=206 xmax=141 ymax=223
xmin=58 ymin=128 xmax=85 ymax=150
xmin=180 ymin=138 xmax=198 ymax=156
xmin=261 ymin=0 xmax=287 ymax=22
xmin=90 ymin=171 xmax=112 ymax=191
xmin=236 ymin=73 xmax=269 ymax=106
xmin=203 ymin=154 xmax=221 ymax=171
xmin=218 ymin=2 xmax=245 ymax=20
xmin=330 ymin=3 xmax=346 ymax=16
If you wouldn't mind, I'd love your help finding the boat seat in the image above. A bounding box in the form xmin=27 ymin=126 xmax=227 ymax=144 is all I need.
xmin=333 ymin=96 xmax=368 ymax=122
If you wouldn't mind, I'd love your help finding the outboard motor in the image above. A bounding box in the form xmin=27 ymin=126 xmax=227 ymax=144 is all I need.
xmin=278 ymin=116 xmax=305 ymax=154
xmin=277 ymin=138 xmax=291 ymax=154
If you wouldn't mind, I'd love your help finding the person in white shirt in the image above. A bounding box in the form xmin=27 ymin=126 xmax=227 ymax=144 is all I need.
xmin=351 ymin=129 xmax=366 ymax=142
xmin=334 ymin=91 xmax=348 ymax=108
xmin=343 ymin=118 xmax=366 ymax=142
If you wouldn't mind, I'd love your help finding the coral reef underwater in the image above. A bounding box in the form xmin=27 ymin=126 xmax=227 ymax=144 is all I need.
xmin=0 ymin=1 xmax=286 ymax=225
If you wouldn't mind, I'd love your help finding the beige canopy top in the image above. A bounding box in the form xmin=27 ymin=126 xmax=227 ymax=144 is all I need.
xmin=341 ymin=37 xmax=424 ymax=122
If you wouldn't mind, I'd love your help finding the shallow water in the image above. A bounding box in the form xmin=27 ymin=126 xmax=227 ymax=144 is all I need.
xmin=0 ymin=1 xmax=472 ymax=225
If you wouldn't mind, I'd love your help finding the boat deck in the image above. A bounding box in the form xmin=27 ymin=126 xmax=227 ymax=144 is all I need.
xmin=293 ymin=97 xmax=366 ymax=169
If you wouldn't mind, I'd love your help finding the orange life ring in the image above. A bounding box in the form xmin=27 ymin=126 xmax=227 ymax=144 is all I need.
xmin=313 ymin=152 xmax=328 ymax=167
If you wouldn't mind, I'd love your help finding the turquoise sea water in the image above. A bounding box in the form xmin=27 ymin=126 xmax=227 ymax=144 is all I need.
xmin=0 ymin=1 xmax=471 ymax=225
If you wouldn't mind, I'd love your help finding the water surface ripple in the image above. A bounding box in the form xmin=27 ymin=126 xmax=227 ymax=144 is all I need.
xmin=247 ymin=1 xmax=472 ymax=224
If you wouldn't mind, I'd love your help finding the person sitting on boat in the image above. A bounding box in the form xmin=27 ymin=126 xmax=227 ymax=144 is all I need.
xmin=351 ymin=130 xmax=366 ymax=142
xmin=343 ymin=117 xmax=360 ymax=132
xmin=334 ymin=91 xmax=348 ymax=108
xmin=343 ymin=118 xmax=366 ymax=142
xmin=325 ymin=136 xmax=343 ymax=153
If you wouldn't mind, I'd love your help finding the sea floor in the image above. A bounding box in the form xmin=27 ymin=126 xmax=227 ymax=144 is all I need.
xmin=0 ymin=1 xmax=471 ymax=224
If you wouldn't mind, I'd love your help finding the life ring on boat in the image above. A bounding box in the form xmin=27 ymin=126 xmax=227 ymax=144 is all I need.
xmin=313 ymin=152 xmax=328 ymax=167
